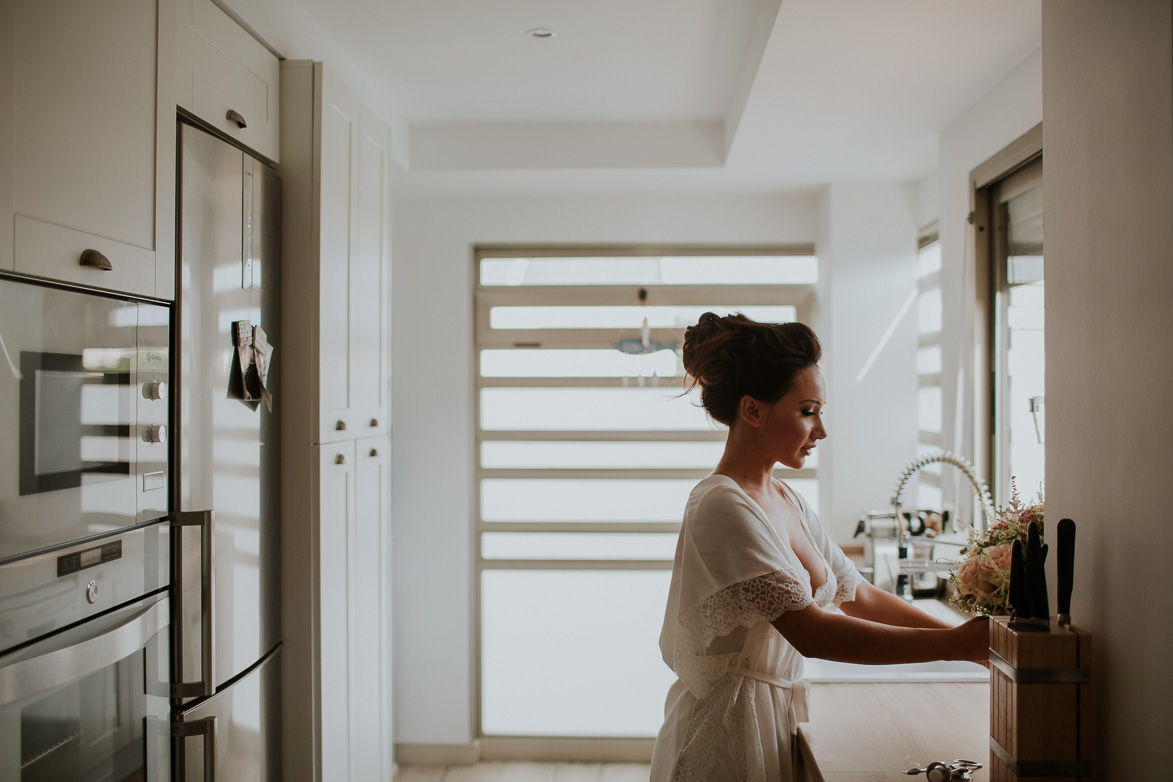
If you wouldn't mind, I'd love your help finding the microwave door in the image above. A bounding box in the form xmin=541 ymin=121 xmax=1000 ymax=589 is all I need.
xmin=0 ymin=277 xmax=148 ymax=561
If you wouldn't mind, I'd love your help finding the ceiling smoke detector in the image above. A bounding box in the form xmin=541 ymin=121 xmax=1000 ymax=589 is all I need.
xmin=526 ymin=28 xmax=557 ymax=39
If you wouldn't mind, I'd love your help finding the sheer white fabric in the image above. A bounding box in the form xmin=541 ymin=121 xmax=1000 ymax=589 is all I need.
xmin=651 ymin=475 xmax=864 ymax=782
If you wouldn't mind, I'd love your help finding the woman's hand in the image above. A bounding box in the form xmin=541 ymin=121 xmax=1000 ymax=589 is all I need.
xmin=951 ymin=617 xmax=991 ymax=663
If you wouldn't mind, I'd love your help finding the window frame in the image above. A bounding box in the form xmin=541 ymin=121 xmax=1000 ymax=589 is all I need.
xmin=970 ymin=124 xmax=1044 ymax=506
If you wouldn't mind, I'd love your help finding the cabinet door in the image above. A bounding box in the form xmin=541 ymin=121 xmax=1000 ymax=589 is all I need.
xmin=351 ymin=437 xmax=391 ymax=780
xmin=176 ymin=0 xmax=280 ymax=162
xmin=319 ymin=441 xmax=355 ymax=782
xmin=350 ymin=109 xmax=391 ymax=441
xmin=318 ymin=69 xmax=361 ymax=443
xmin=7 ymin=0 xmax=161 ymax=295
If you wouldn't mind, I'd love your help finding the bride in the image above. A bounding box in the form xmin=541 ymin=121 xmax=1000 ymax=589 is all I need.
xmin=650 ymin=312 xmax=988 ymax=782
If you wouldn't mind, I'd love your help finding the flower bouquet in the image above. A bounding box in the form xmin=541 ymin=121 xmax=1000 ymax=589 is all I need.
xmin=948 ymin=488 xmax=1044 ymax=616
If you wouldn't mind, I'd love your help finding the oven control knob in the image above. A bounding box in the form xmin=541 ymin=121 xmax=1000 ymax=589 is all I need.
xmin=87 ymin=580 xmax=98 ymax=604
xmin=143 ymin=379 xmax=167 ymax=400
xmin=142 ymin=424 xmax=167 ymax=444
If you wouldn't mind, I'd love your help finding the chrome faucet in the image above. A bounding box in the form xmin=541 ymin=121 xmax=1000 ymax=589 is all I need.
xmin=888 ymin=451 xmax=995 ymax=599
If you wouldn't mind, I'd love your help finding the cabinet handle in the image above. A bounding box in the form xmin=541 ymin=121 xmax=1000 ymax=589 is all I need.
xmin=226 ymin=109 xmax=248 ymax=129
xmin=370 ymin=418 xmax=379 ymax=427
xmin=80 ymin=248 xmax=113 ymax=271
xmin=369 ymin=448 xmax=379 ymax=458
xmin=335 ymin=454 xmax=347 ymax=465
xmin=336 ymin=420 xmax=347 ymax=431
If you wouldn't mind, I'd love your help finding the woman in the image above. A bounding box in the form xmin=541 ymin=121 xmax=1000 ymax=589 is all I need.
xmin=650 ymin=313 xmax=988 ymax=782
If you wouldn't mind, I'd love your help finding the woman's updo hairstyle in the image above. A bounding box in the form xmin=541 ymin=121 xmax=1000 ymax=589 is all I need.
xmin=682 ymin=312 xmax=822 ymax=426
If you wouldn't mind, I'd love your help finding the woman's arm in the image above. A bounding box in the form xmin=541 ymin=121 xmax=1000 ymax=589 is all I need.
xmin=771 ymin=601 xmax=988 ymax=665
xmin=838 ymin=581 xmax=953 ymax=629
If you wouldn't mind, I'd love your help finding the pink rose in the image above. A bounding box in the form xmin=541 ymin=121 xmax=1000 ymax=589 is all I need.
xmin=985 ymin=544 xmax=1013 ymax=572
xmin=955 ymin=556 xmax=992 ymax=597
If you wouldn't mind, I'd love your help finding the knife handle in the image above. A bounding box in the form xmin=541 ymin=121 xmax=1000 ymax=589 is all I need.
xmin=1009 ymin=540 xmax=1026 ymax=617
xmin=1026 ymin=521 xmax=1049 ymax=622
xmin=1057 ymin=518 xmax=1076 ymax=620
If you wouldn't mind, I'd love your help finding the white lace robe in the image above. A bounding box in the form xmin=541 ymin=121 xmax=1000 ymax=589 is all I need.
xmin=650 ymin=475 xmax=863 ymax=782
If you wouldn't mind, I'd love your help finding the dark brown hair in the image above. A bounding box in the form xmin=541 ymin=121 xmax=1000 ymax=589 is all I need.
xmin=682 ymin=312 xmax=822 ymax=426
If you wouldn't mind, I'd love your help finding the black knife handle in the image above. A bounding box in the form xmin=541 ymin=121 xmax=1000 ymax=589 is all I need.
xmin=1057 ymin=518 xmax=1076 ymax=619
xmin=1026 ymin=521 xmax=1049 ymax=621
xmin=1009 ymin=540 xmax=1026 ymax=617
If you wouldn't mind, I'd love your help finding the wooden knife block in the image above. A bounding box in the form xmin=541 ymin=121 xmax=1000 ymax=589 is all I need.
xmin=988 ymin=617 xmax=1093 ymax=781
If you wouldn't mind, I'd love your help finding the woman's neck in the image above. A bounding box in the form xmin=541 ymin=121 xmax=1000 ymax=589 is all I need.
xmin=713 ymin=436 xmax=776 ymax=494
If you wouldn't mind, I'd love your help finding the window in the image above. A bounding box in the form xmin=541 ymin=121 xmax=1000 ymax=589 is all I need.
xmin=972 ymin=129 xmax=1044 ymax=507
xmin=474 ymin=248 xmax=817 ymax=739
xmin=988 ymin=158 xmax=1045 ymax=502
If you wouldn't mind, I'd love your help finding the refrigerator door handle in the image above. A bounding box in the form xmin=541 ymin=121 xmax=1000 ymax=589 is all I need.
xmin=171 ymin=510 xmax=215 ymax=698
xmin=174 ymin=715 xmax=217 ymax=781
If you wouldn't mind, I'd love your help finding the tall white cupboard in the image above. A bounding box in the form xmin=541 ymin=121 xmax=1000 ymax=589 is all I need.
xmin=278 ymin=60 xmax=394 ymax=782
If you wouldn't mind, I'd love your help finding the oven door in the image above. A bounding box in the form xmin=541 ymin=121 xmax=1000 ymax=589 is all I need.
xmin=0 ymin=593 xmax=170 ymax=781
xmin=0 ymin=275 xmax=170 ymax=562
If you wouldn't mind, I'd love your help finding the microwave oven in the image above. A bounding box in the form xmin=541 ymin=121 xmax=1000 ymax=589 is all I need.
xmin=0 ymin=274 xmax=170 ymax=566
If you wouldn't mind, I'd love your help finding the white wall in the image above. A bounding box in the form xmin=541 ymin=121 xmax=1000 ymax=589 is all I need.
xmin=1043 ymin=0 xmax=1173 ymax=772
xmin=816 ymin=183 xmax=920 ymax=542
xmin=391 ymin=192 xmax=826 ymax=748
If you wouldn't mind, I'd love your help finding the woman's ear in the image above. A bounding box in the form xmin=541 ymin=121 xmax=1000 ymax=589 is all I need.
xmin=738 ymin=395 xmax=765 ymax=429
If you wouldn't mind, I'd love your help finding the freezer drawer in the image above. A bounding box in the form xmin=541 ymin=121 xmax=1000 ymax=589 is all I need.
xmin=174 ymin=644 xmax=281 ymax=782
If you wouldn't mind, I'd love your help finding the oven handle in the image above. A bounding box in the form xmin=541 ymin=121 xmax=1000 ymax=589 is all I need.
xmin=172 ymin=510 xmax=215 ymax=699
xmin=0 ymin=597 xmax=167 ymax=707
xmin=174 ymin=716 xmax=217 ymax=781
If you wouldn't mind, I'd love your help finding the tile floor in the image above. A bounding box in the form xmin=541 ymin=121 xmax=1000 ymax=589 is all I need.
xmin=394 ymin=763 xmax=650 ymax=782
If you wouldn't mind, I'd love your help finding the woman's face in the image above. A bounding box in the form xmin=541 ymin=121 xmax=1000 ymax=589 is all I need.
xmin=759 ymin=365 xmax=827 ymax=470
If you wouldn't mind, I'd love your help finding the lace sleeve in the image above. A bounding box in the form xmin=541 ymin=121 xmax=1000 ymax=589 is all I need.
xmin=693 ymin=569 xmax=812 ymax=644
xmin=832 ymin=564 xmax=863 ymax=608
xmin=671 ymin=568 xmax=812 ymax=698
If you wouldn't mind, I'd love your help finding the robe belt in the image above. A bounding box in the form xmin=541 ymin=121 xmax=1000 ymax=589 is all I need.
xmin=729 ymin=666 xmax=810 ymax=727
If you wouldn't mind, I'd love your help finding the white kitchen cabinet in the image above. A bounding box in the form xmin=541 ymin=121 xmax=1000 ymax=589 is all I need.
xmin=0 ymin=0 xmax=175 ymax=299
xmin=350 ymin=438 xmax=393 ymax=781
xmin=280 ymin=60 xmax=393 ymax=782
xmin=300 ymin=438 xmax=392 ymax=782
xmin=318 ymin=441 xmax=354 ymax=782
xmin=175 ymin=0 xmax=280 ymax=162
xmin=282 ymin=61 xmax=390 ymax=445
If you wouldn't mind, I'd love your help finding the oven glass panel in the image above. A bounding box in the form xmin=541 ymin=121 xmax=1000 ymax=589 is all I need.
xmin=20 ymin=352 xmax=132 ymax=497
xmin=14 ymin=648 xmax=145 ymax=781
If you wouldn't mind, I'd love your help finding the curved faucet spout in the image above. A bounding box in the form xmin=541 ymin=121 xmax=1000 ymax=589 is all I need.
xmin=889 ymin=450 xmax=995 ymax=598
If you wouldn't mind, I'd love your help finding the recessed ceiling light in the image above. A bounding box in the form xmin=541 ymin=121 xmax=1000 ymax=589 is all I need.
xmin=527 ymin=28 xmax=557 ymax=39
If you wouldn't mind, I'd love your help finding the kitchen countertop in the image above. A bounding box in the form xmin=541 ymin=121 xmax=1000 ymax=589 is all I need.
xmin=797 ymin=681 xmax=989 ymax=781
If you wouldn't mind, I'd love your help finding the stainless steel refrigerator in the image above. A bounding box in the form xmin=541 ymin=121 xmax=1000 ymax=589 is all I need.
xmin=171 ymin=121 xmax=282 ymax=780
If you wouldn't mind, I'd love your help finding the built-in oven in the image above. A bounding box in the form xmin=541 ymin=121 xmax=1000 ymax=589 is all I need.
xmin=0 ymin=274 xmax=173 ymax=780
xmin=0 ymin=524 xmax=171 ymax=780
xmin=0 ymin=274 xmax=170 ymax=565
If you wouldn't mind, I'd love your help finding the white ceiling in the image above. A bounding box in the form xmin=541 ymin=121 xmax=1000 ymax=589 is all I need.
xmin=293 ymin=0 xmax=1041 ymax=197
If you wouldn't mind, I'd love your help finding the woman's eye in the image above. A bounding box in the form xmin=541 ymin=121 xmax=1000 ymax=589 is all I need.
xmin=802 ymin=409 xmax=815 ymax=416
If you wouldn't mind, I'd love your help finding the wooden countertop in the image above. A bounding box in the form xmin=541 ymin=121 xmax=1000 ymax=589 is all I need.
xmin=797 ymin=682 xmax=989 ymax=782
